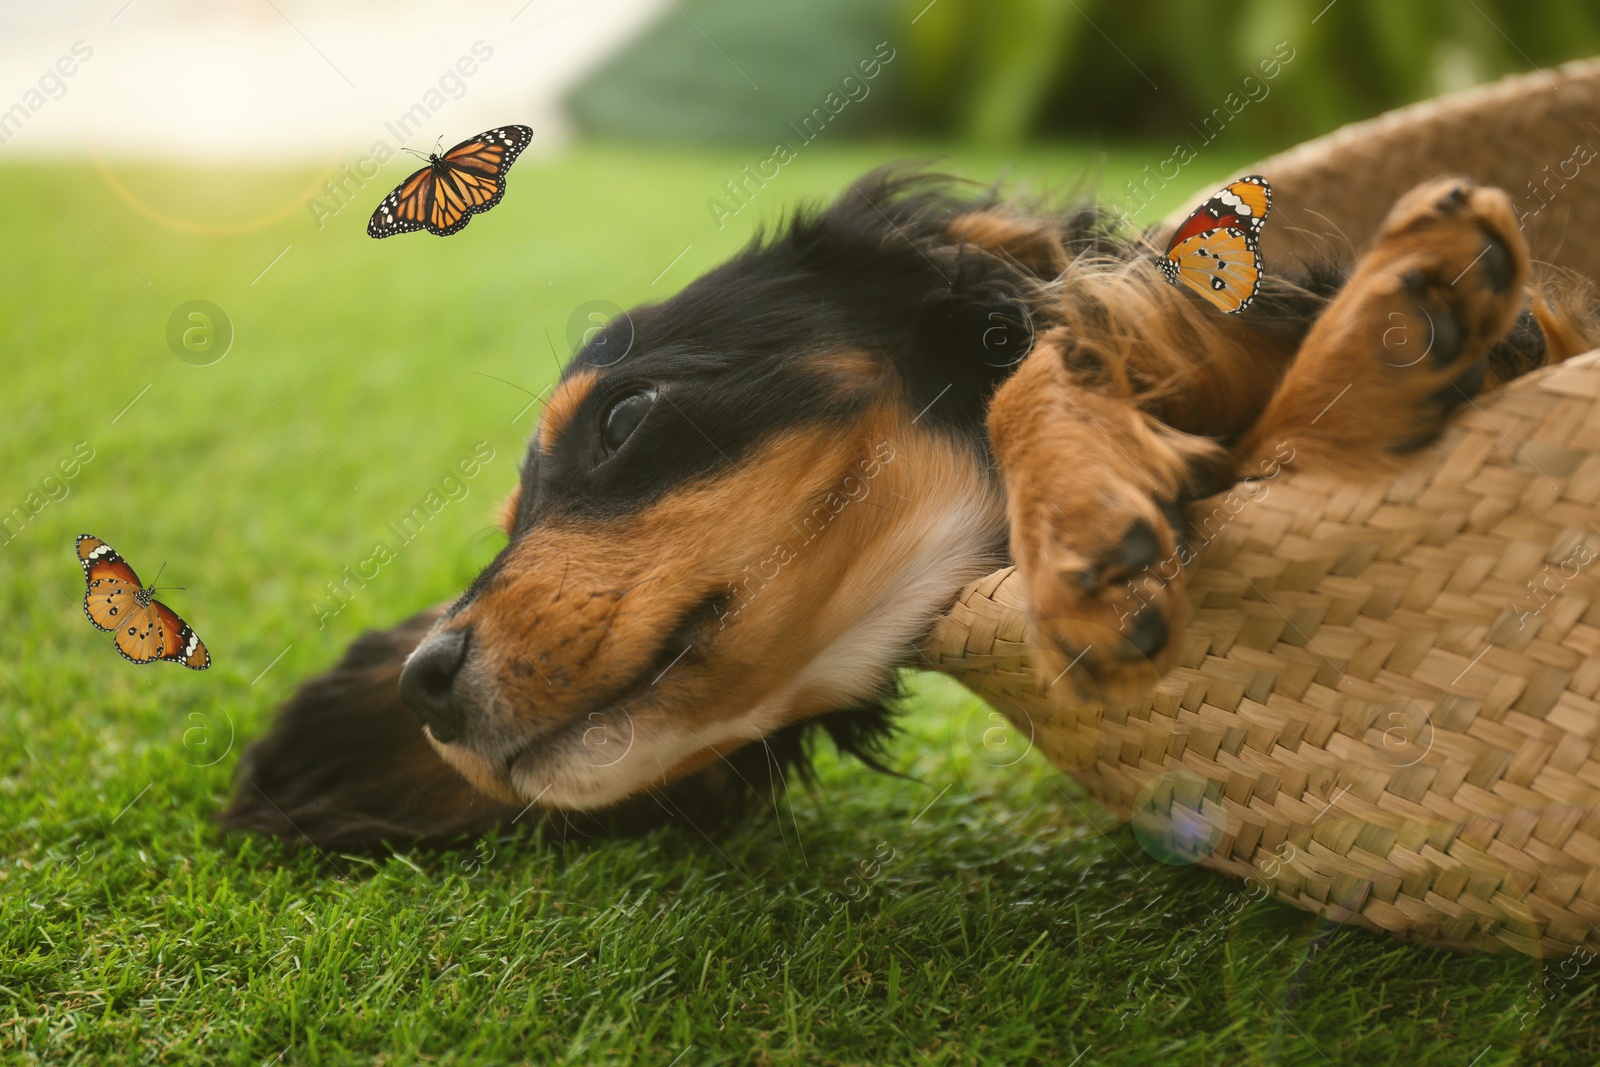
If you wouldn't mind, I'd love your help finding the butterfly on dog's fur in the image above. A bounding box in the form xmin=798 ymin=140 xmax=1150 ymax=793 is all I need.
xmin=367 ymin=125 xmax=533 ymax=238
xmin=77 ymin=535 xmax=209 ymax=669
xmin=1158 ymin=175 xmax=1272 ymax=314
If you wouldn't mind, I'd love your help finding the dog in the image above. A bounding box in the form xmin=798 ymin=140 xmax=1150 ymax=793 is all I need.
xmin=222 ymin=168 xmax=1598 ymax=849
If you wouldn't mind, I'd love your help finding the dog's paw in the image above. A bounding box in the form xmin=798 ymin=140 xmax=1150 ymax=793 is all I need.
xmin=989 ymin=328 xmax=1232 ymax=710
xmin=1012 ymin=486 xmax=1189 ymax=708
xmin=1338 ymin=178 xmax=1529 ymax=452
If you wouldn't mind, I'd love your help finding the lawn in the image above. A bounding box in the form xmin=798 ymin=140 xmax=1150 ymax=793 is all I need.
xmin=2 ymin=142 xmax=1596 ymax=1065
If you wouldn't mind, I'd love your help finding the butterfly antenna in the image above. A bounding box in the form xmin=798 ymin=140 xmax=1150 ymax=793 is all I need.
xmin=435 ymin=135 xmax=443 ymax=154
xmin=141 ymin=562 xmax=188 ymax=595
xmin=402 ymin=146 xmax=430 ymax=161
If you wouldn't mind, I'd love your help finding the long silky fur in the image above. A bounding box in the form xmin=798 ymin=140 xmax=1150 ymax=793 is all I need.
xmin=223 ymin=169 xmax=1590 ymax=850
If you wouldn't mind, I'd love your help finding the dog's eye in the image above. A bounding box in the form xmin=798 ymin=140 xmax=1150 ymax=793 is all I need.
xmin=601 ymin=390 xmax=656 ymax=454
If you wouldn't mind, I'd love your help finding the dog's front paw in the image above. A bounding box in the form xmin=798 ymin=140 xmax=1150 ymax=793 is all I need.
xmin=989 ymin=328 xmax=1232 ymax=709
xmin=1011 ymin=484 xmax=1189 ymax=708
xmin=1246 ymin=178 xmax=1532 ymax=469
xmin=1362 ymin=178 xmax=1530 ymax=450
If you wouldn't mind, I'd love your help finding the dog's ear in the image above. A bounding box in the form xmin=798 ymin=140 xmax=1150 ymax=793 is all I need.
xmin=942 ymin=208 xmax=1069 ymax=374
xmin=219 ymin=608 xmax=525 ymax=850
xmin=221 ymin=608 xmax=856 ymax=850
xmin=895 ymin=242 xmax=1039 ymax=435
xmin=948 ymin=210 xmax=1067 ymax=279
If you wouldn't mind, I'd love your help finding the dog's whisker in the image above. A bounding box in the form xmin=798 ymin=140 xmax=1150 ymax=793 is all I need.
xmin=760 ymin=737 xmax=815 ymax=871
xmin=542 ymin=326 xmax=567 ymax=378
xmin=719 ymin=748 xmax=795 ymax=863
xmin=647 ymin=788 xmax=761 ymax=890
xmin=771 ymin=746 xmax=810 ymax=870
xmin=469 ymin=369 xmax=548 ymax=401
xmin=611 ymin=573 xmax=667 ymax=599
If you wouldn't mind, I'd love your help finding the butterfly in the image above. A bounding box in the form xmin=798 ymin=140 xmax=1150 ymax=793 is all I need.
xmin=1158 ymin=175 xmax=1272 ymax=314
xmin=367 ymin=125 xmax=534 ymax=238
xmin=77 ymin=534 xmax=209 ymax=669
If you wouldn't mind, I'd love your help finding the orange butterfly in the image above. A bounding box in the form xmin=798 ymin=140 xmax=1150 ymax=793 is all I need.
xmin=367 ymin=125 xmax=533 ymax=238
xmin=1158 ymin=175 xmax=1272 ymax=314
xmin=77 ymin=534 xmax=209 ymax=669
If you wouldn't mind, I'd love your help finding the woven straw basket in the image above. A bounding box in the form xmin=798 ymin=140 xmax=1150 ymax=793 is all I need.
xmin=925 ymin=59 xmax=1600 ymax=956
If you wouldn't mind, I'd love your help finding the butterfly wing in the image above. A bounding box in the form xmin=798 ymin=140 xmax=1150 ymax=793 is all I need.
xmin=77 ymin=534 xmax=144 ymax=632
xmin=368 ymin=166 xmax=437 ymax=238
xmin=111 ymin=602 xmax=170 ymax=664
xmin=422 ymin=125 xmax=534 ymax=236
xmin=1160 ymin=227 xmax=1263 ymax=314
xmin=151 ymin=600 xmax=210 ymax=670
xmin=441 ymin=125 xmax=533 ymax=175
xmin=1166 ymin=175 xmax=1273 ymax=248
xmin=1204 ymin=175 xmax=1271 ymax=240
xmin=78 ymin=534 xmax=141 ymax=586
xmin=425 ymin=164 xmax=498 ymax=236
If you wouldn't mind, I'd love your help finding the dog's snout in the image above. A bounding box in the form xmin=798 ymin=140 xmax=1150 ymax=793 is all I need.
xmin=399 ymin=628 xmax=470 ymax=743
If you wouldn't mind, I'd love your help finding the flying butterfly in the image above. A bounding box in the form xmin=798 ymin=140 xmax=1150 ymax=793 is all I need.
xmin=1158 ymin=175 xmax=1272 ymax=314
xmin=77 ymin=535 xmax=209 ymax=669
xmin=367 ymin=125 xmax=534 ymax=238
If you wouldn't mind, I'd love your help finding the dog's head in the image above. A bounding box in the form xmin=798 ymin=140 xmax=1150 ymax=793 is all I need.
xmin=398 ymin=172 xmax=1061 ymax=809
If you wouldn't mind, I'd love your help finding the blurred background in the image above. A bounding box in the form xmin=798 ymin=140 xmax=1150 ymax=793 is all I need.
xmin=5 ymin=0 xmax=1597 ymax=158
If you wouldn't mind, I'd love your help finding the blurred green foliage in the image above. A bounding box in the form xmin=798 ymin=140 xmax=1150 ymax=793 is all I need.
xmin=569 ymin=0 xmax=1600 ymax=148
xmin=903 ymin=0 xmax=1600 ymax=144
xmin=566 ymin=0 xmax=905 ymax=143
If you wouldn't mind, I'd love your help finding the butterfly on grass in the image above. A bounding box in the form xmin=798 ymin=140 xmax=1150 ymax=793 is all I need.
xmin=77 ymin=534 xmax=209 ymax=669
xmin=367 ymin=125 xmax=534 ymax=238
xmin=1158 ymin=175 xmax=1272 ymax=314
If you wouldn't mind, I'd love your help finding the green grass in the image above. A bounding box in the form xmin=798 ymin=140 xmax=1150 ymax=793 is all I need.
xmin=2 ymin=143 xmax=1597 ymax=1064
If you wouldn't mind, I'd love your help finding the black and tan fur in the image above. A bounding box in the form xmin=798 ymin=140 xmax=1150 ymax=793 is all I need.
xmin=223 ymin=170 xmax=1598 ymax=849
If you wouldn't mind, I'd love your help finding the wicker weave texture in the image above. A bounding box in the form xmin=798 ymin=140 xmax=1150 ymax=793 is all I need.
xmin=1162 ymin=58 xmax=1600 ymax=281
xmin=928 ymin=353 xmax=1600 ymax=955
xmin=928 ymin=62 xmax=1600 ymax=955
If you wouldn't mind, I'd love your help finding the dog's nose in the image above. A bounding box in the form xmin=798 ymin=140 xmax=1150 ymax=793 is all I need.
xmin=399 ymin=628 xmax=470 ymax=743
